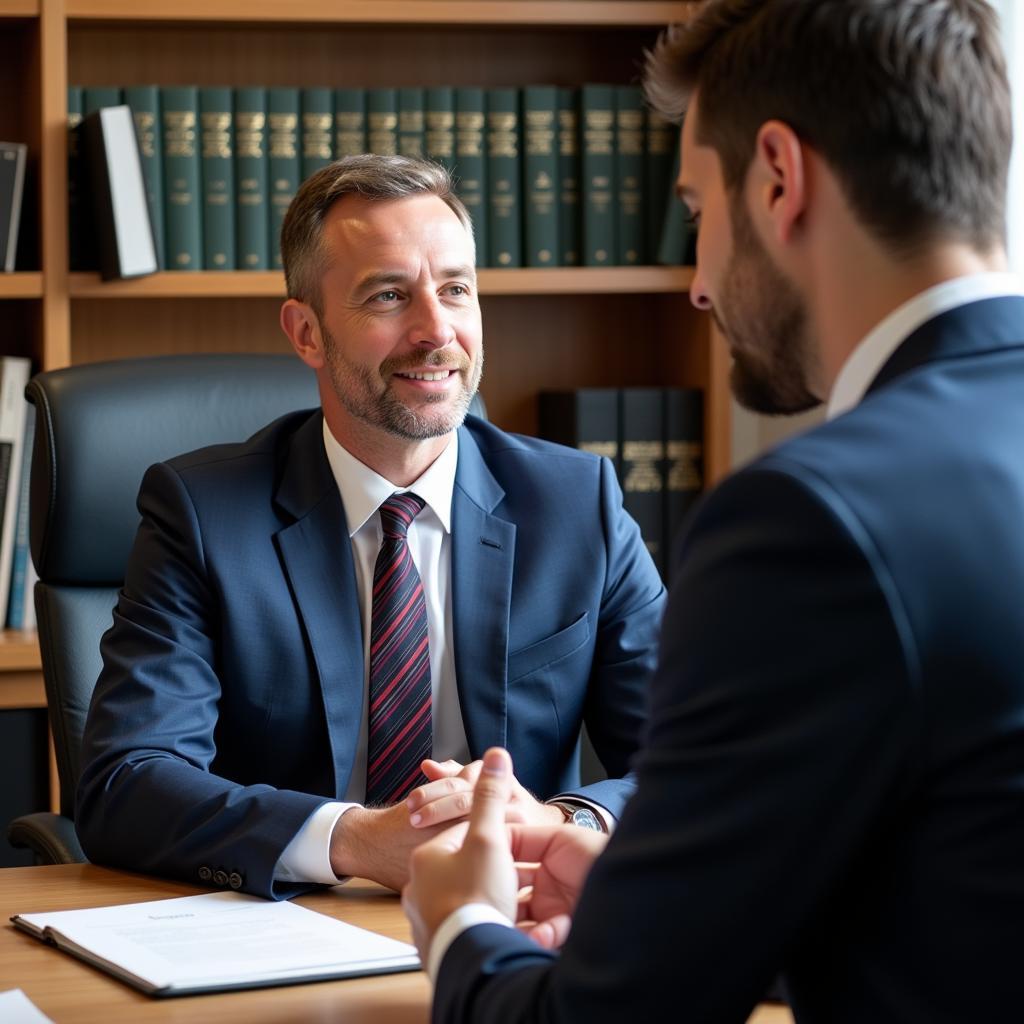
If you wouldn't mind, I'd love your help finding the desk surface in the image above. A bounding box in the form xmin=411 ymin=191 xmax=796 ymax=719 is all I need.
xmin=0 ymin=864 xmax=794 ymax=1023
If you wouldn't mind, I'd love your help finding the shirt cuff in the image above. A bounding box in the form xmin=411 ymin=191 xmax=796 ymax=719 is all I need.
xmin=427 ymin=903 xmax=515 ymax=984
xmin=274 ymin=801 xmax=359 ymax=884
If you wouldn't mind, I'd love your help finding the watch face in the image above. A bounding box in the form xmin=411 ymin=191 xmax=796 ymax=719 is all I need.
xmin=571 ymin=808 xmax=603 ymax=832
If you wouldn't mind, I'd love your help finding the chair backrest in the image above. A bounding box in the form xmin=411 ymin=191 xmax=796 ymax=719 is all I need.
xmin=29 ymin=354 xmax=321 ymax=817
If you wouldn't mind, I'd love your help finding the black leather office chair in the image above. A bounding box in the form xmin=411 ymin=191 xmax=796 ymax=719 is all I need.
xmin=6 ymin=354 xmax=322 ymax=863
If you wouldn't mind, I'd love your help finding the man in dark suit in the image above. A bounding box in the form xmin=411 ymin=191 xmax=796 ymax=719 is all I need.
xmin=402 ymin=2 xmax=1024 ymax=1020
xmin=75 ymin=155 xmax=665 ymax=900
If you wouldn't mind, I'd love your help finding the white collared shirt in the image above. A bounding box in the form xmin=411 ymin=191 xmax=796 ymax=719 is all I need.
xmin=827 ymin=272 xmax=1024 ymax=420
xmin=275 ymin=424 xmax=470 ymax=883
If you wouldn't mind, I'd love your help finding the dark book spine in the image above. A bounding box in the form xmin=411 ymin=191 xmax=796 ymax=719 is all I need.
xmin=645 ymin=110 xmax=675 ymax=264
xmin=557 ymin=87 xmax=581 ymax=267
xmin=335 ymin=88 xmax=367 ymax=158
xmin=615 ymin=85 xmax=645 ymax=266
xmin=522 ymin=85 xmax=559 ymax=268
xmin=656 ymin=133 xmax=691 ymax=266
xmin=538 ymin=389 xmax=619 ymax=475
xmin=486 ymin=87 xmax=521 ymax=268
xmin=425 ymin=87 xmax=456 ymax=176
xmin=398 ymin=87 xmax=425 ymax=158
xmin=268 ymin=87 xmax=300 ymax=271
xmin=301 ymin=87 xmax=334 ymax=180
xmin=83 ymin=86 xmax=122 ymax=116
xmin=123 ymin=85 xmax=166 ymax=271
xmin=5 ymin=408 xmax=32 ymax=629
xmin=454 ymin=88 xmax=487 ymax=267
xmin=663 ymin=387 xmax=704 ymax=580
xmin=199 ymin=86 xmax=236 ymax=271
xmin=234 ymin=87 xmax=269 ymax=271
xmin=367 ymin=88 xmax=398 ymax=156
xmin=620 ymin=388 xmax=666 ymax=578
xmin=0 ymin=143 xmax=26 ymax=273
xmin=67 ymin=86 xmax=89 ymax=271
xmin=581 ymin=84 xmax=616 ymax=266
xmin=161 ymin=86 xmax=203 ymax=271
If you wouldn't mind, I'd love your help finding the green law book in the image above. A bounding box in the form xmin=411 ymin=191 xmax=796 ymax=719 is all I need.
xmin=268 ymin=87 xmax=300 ymax=271
xmin=454 ymin=88 xmax=487 ymax=267
xmin=538 ymin=389 xmax=620 ymax=476
xmin=301 ymin=87 xmax=334 ymax=180
xmin=335 ymin=88 xmax=367 ymax=158
xmin=67 ymin=86 xmax=91 ymax=271
xmin=522 ymin=85 xmax=559 ymax=268
xmin=655 ymin=133 xmax=693 ymax=266
xmin=645 ymin=110 xmax=676 ymax=264
xmin=663 ymin=387 xmax=704 ymax=581
xmin=581 ymin=84 xmax=616 ymax=266
xmin=367 ymin=88 xmax=398 ymax=156
xmin=557 ymin=87 xmax=581 ymax=266
xmin=234 ymin=87 xmax=269 ymax=270
xmin=199 ymin=87 xmax=235 ymax=271
xmin=620 ymin=388 xmax=666 ymax=579
xmin=615 ymin=85 xmax=645 ymax=266
xmin=161 ymin=86 xmax=202 ymax=271
xmin=83 ymin=86 xmax=122 ymax=115
xmin=425 ymin=87 xmax=455 ymax=176
xmin=398 ymin=87 xmax=425 ymax=158
xmin=124 ymin=86 xmax=166 ymax=270
xmin=486 ymin=88 xmax=521 ymax=268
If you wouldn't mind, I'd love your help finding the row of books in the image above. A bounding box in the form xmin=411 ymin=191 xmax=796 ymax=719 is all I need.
xmin=68 ymin=84 xmax=694 ymax=277
xmin=0 ymin=357 xmax=36 ymax=631
xmin=539 ymin=387 xmax=704 ymax=581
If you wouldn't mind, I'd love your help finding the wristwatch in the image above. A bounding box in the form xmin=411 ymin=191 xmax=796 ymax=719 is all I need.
xmin=549 ymin=800 xmax=606 ymax=832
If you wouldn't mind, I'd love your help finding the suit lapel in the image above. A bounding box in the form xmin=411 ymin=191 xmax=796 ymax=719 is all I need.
xmin=451 ymin=426 xmax=516 ymax=756
xmin=869 ymin=295 xmax=1024 ymax=395
xmin=273 ymin=413 xmax=364 ymax=800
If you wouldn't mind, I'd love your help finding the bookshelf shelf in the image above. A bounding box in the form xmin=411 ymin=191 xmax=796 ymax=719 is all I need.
xmin=0 ymin=273 xmax=43 ymax=298
xmin=69 ymin=267 xmax=695 ymax=299
xmin=0 ymin=1 xmax=37 ymax=18
xmin=0 ymin=630 xmax=40 ymax=672
xmin=66 ymin=1 xmax=692 ymax=27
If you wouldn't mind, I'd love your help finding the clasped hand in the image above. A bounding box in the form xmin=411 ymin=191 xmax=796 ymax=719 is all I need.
xmin=402 ymin=748 xmax=608 ymax=964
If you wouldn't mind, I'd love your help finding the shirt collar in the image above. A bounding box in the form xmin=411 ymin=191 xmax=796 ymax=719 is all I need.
xmin=826 ymin=271 xmax=1024 ymax=420
xmin=321 ymin=420 xmax=458 ymax=537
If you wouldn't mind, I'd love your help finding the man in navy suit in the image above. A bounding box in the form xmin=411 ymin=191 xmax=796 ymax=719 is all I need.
xmin=75 ymin=155 xmax=665 ymax=899
xmin=403 ymin=2 xmax=1024 ymax=1020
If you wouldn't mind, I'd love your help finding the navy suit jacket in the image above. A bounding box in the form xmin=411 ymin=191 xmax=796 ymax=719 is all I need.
xmin=436 ymin=297 xmax=1024 ymax=1023
xmin=76 ymin=414 xmax=665 ymax=899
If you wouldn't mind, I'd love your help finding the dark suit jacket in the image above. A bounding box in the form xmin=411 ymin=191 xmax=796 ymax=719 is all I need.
xmin=436 ymin=297 xmax=1024 ymax=1023
xmin=76 ymin=414 xmax=665 ymax=899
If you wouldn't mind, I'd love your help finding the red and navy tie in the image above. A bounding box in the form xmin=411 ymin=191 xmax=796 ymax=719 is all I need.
xmin=365 ymin=492 xmax=432 ymax=806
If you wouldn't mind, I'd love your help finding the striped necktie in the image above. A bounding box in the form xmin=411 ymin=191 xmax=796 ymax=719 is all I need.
xmin=365 ymin=492 xmax=432 ymax=806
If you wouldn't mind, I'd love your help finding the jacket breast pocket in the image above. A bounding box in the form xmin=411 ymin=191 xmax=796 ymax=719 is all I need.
xmin=507 ymin=612 xmax=591 ymax=684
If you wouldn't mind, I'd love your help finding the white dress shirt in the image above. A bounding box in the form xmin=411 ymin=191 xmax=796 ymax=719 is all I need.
xmin=425 ymin=270 xmax=1024 ymax=979
xmin=275 ymin=422 xmax=470 ymax=883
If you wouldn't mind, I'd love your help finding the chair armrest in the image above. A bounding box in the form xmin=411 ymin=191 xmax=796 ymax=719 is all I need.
xmin=7 ymin=811 xmax=87 ymax=864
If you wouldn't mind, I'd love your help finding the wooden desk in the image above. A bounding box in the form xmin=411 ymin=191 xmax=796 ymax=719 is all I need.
xmin=0 ymin=864 xmax=794 ymax=1023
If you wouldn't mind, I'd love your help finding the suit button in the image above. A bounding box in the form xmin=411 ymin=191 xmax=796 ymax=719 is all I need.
xmin=198 ymin=866 xmax=212 ymax=882
xmin=228 ymin=872 xmax=243 ymax=890
xmin=213 ymin=870 xmax=228 ymax=886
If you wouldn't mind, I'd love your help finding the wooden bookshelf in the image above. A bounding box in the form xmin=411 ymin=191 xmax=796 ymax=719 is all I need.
xmin=1 ymin=0 xmax=725 ymax=823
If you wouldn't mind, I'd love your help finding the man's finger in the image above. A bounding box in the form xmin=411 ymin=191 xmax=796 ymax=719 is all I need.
xmin=466 ymin=747 xmax=513 ymax=837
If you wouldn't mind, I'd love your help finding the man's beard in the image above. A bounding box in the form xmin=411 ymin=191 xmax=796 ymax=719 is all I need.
xmin=321 ymin=325 xmax=483 ymax=441
xmin=717 ymin=196 xmax=821 ymax=416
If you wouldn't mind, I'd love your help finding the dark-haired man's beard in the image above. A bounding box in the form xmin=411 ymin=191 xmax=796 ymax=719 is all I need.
xmin=717 ymin=197 xmax=821 ymax=416
xmin=322 ymin=326 xmax=483 ymax=441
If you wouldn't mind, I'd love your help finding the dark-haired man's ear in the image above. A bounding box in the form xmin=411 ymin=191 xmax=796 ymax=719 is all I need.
xmin=752 ymin=119 xmax=807 ymax=246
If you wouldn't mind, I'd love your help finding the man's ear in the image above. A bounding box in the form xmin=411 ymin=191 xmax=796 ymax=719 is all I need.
xmin=750 ymin=119 xmax=806 ymax=245
xmin=280 ymin=298 xmax=326 ymax=370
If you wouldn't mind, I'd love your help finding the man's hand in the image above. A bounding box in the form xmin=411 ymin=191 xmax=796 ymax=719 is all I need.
xmin=406 ymin=757 xmax=564 ymax=829
xmin=328 ymin=802 xmax=452 ymax=892
xmin=402 ymin=747 xmax=521 ymax=960
xmin=509 ymin=824 xmax=607 ymax=949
